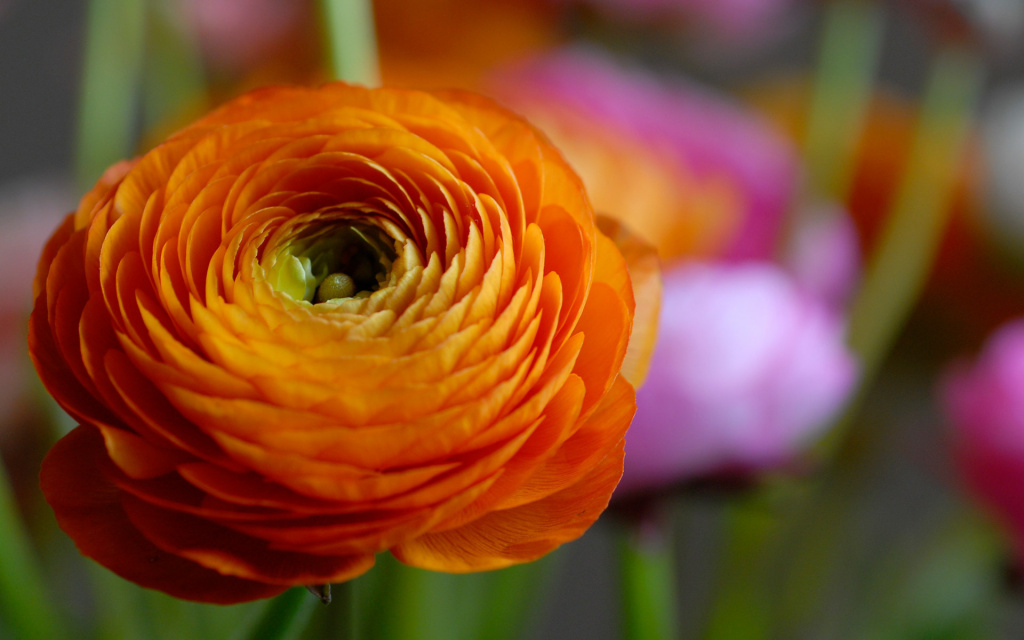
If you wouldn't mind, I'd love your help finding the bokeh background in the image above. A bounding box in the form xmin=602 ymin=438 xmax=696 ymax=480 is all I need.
xmin=6 ymin=1 xmax=1024 ymax=638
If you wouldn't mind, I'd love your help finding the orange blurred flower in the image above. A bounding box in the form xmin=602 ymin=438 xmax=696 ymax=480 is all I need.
xmin=489 ymin=93 xmax=741 ymax=261
xmin=488 ymin=50 xmax=799 ymax=263
xmin=376 ymin=0 xmax=561 ymax=90
xmin=31 ymin=83 xmax=654 ymax=603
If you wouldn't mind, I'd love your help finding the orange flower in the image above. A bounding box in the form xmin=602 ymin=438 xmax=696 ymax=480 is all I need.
xmin=375 ymin=0 xmax=561 ymax=90
xmin=31 ymin=83 xmax=653 ymax=603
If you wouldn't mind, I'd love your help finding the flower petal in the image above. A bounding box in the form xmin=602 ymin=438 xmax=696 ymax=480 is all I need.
xmin=40 ymin=426 xmax=286 ymax=604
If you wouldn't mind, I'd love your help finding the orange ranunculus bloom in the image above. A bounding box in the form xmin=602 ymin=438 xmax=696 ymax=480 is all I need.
xmin=31 ymin=83 xmax=653 ymax=604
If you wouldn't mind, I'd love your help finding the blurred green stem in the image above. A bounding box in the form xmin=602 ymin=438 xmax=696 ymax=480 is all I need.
xmin=143 ymin=0 xmax=207 ymax=134
xmin=475 ymin=557 xmax=558 ymax=640
xmin=368 ymin=555 xmax=469 ymax=640
xmin=777 ymin=47 xmax=986 ymax=636
xmin=89 ymin=567 xmax=151 ymax=640
xmin=803 ymin=0 xmax=886 ymax=202
xmin=320 ymin=0 xmax=380 ymax=85
xmin=244 ymin=588 xmax=320 ymax=640
xmin=0 ymin=462 xmax=65 ymax=640
xmin=618 ymin=514 xmax=679 ymax=640
xmin=75 ymin=0 xmax=147 ymax=190
xmin=301 ymin=582 xmax=353 ymax=640
xmin=701 ymin=498 xmax=780 ymax=640
xmin=821 ymin=46 xmax=984 ymax=458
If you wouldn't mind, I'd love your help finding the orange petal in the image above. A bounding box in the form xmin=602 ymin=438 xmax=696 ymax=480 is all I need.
xmin=494 ymin=375 xmax=635 ymax=511
xmin=40 ymin=426 xmax=286 ymax=604
xmin=391 ymin=432 xmax=625 ymax=572
xmin=596 ymin=215 xmax=661 ymax=388
xmin=121 ymin=495 xmax=376 ymax=584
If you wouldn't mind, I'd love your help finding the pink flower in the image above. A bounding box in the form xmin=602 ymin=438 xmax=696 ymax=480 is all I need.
xmin=783 ymin=205 xmax=862 ymax=312
xmin=488 ymin=48 xmax=799 ymax=262
xmin=0 ymin=178 xmax=73 ymax=431
xmin=616 ymin=261 xmax=857 ymax=495
xmin=943 ymin=320 xmax=1024 ymax=552
xmin=175 ymin=0 xmax=306 ymax=72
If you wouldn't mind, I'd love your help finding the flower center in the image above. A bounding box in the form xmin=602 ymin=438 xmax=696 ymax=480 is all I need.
xmin=266 ymin=223 xmax=396 ymax=304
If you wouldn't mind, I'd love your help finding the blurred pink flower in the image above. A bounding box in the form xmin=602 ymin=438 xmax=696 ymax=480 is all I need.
xmin=944 ymin=320 xmax=1024 ymax=553
xmin=175 ymin=0 xmax=306 ymax=72
xmin=616 ymin=261 xmax=857 ymax=495
xmin=784 ymin=205 xmax=862 ymax=311
xmin=489 ymin=48 xmax=799 ymax=262
xmin=0 ymin=178 xmax=72 ymax=432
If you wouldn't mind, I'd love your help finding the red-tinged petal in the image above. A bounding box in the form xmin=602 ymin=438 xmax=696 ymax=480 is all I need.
xmin=95 ymin=424 xmax=193 ymax=480
xmin=121 ymin=496 xmax=376 ymax=584
xmin=29 ymin=297 xmax=118 ymax=429
xmin=40 ymin=426 xmax=286 ymax=604
xmin=33 ymin=214 xmax=74 ymax=299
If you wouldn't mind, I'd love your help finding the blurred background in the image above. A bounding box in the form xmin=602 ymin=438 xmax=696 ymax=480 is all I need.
xmin=6 ymin=0 xmax=1024 ymax=638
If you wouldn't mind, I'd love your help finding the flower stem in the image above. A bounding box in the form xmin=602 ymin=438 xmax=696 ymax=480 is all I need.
xmin=0 ymin=462 xmax=66 ymax=640
xmin=701 ymin=496 xmax=784 ymax=640
xmin=776 ymin=47 xmax=986 ymax=636
xmin=244 ymin=588 xmax=318 ymax=640
xmin=475 ymin=557 xmax=558 ymax=640
xmin=803 ymin=0 xmax=886 ymax=203
xmin=75 ymin=0 xmax=147 ymax=190
xmin=142 ymin=1 xmax=207 ymax=135
xmin=617 ymin=515 xmax=679 ymax=640
xmin=89 ymin=567 xmax=151 ymax=640
xmin=821 ymin=46 xmax=984 ymax=458
xmin=319 ymin=0 xmax=380 ymax=86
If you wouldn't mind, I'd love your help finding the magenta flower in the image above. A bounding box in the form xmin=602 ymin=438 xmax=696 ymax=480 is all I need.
xmin=943 ymin=320 xmax=1024 ymax=553
xmin=784 ymin=205 xmax=862 ymax=312
xmin=616 ymin=261 xmax=857 ymax=495
xmin=175 ymin=0 xmax=306 ymax=72
xmin=488 ymin=48 xmax=799 ymax=262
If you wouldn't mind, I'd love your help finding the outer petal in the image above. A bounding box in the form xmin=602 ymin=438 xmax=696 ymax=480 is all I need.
xmin=391 ymin=377 xmax=633 ymax=571
xmin=40 ymin=426 xmax=286 ymax=604
xmin=596 ymin=215 xmax=661 ymax=388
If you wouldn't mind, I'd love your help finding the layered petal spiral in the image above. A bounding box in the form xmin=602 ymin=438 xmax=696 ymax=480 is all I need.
xmin=31 ymin=83 xmax=643 ymax=603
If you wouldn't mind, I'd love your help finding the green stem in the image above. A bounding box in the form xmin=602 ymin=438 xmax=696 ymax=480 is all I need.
xmin=475 ymin=556 xmax=558 ymax=640
xmin=75 ymin=0 xmax=147 ymax=191
xmin=303 ymin=582 xmax=354 ymax=640
xmin=319 ymin=0 xmax=380 ymax=86
xmin=803 ymin=0 xmax=886 ymax=202
xmin=618 ymin=517 xmax=679 ymax=640
xmin=0 ymin=463 xmax=66 ymax=640
xmin=89 ymin=566 xmax=151 ymax=640
xmin=775 ymin=49 xmax=985 ymax=636
xmin=700 ymin=498 xmax=777 ymax=640
xmin=369 ymin=555 xmax=462 ymax=640
xmin=142 ymin=0 xmax=207 ymax=135
xmin=819 ymin=46 xmax=984 ymax=459
xmin=243 ymin=588 xmax=318 ymax=640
